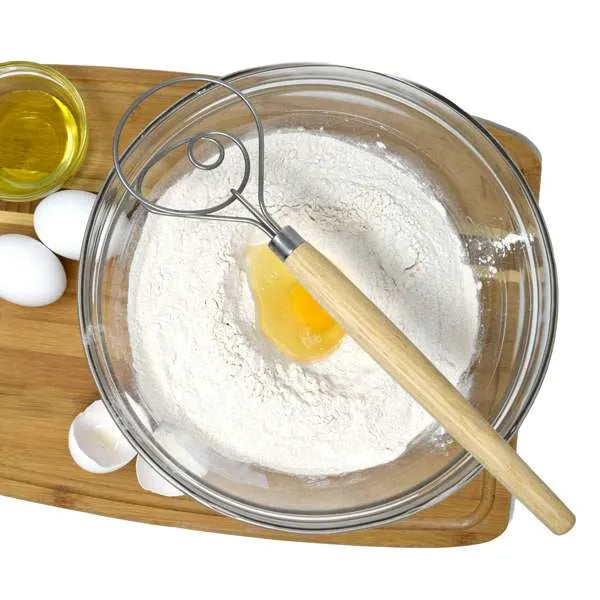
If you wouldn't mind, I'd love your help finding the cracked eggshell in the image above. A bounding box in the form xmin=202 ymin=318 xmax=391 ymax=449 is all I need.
xmin=154 ymin=424 xmax=209 ymax=478
xmin=135 ymin=455 xmax=183 ymax=497
xmin=135 ymin=424 xmax=210 ymax=496
xmin=68 ymin=400 xmax=137 ymax=473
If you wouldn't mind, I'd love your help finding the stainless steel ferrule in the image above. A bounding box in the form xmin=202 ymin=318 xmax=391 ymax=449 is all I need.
xmin=269 ymin=226 xmax=304 ymax=261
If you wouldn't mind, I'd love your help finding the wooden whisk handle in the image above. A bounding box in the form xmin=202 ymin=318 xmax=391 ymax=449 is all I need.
xmin=283 ymin=239 xmax=575 ymax=535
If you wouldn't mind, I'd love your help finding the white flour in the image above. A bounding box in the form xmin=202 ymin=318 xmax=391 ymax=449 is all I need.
xmin=128 ymin=129 xmax=480 ymax=476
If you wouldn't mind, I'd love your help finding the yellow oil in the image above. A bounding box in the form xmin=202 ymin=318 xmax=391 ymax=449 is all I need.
xmin=247 ymin=244 xmax=345 ymax=363
xmin=0 ymin=89 xmax=80 ymax=196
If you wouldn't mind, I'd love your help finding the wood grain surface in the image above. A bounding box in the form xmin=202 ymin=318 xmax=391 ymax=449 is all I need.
xmin=0 ymin=65 xmax=542 ymax=546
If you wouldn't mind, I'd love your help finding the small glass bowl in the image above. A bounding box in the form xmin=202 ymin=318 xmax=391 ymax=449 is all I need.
xmin=0 ymin=61 xmax=88 ymax=202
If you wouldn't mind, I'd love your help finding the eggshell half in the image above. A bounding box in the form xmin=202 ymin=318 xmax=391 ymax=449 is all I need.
xmin=154 ymin=424 xmax=209 ymax=478
xmin=68 ymin=400 xmax=136 ymax=474
xmin=135 ymin=455 xmax=184 ymax=497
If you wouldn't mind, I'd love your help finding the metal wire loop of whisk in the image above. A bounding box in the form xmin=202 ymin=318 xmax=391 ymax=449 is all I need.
xmin=112 ymin=75 xmax=281 ymax=237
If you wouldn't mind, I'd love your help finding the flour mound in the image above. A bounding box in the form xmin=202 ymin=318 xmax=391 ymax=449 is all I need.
xmin=128 ymin=129 xmax=480 ymax=476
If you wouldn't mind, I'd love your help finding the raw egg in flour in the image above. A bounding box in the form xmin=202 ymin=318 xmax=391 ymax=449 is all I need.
xmin=247 ymin=244 xmax=344 ymax=362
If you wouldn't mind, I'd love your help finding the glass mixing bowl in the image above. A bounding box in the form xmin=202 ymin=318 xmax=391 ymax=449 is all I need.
xmin=79 ymin=64 xmax=557 ymax=532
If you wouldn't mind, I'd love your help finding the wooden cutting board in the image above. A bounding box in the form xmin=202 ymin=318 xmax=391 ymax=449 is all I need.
xmin=0 ymin=65 xmax=541 ymax=546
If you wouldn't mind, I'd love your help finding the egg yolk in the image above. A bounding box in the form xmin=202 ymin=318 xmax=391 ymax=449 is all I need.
xmin=247 ymin=244 xmax=344 ymax=362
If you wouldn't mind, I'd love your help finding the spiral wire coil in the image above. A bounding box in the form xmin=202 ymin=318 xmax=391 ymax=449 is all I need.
xmin=112 ymin=75 xmax=281 ymax=237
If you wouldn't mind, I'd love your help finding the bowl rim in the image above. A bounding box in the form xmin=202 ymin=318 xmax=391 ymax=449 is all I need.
xmin=78 ymin=62 xmax=558 ymax=533
xmin=0 ymin=60 xmax=89 ymax=202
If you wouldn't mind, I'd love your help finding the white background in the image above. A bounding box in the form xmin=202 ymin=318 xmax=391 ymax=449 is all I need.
xmin=1 ymin=1 xmax=597 ymax=598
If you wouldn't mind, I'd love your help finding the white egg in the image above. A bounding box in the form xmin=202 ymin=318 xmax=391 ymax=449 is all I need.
xmin=0 ymin=234 xmax=67 ymax=307
xmin=34 ymin=189 xmax=96 ymax=260
xmin=68 ymin=400 xmax=137 ymax=474
xmin=135 ymin=455 xmax=184 ymax=497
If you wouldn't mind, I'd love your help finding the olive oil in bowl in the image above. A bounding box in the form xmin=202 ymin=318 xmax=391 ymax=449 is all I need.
xmin=0 ymin=62 xmax=88 ymax=202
